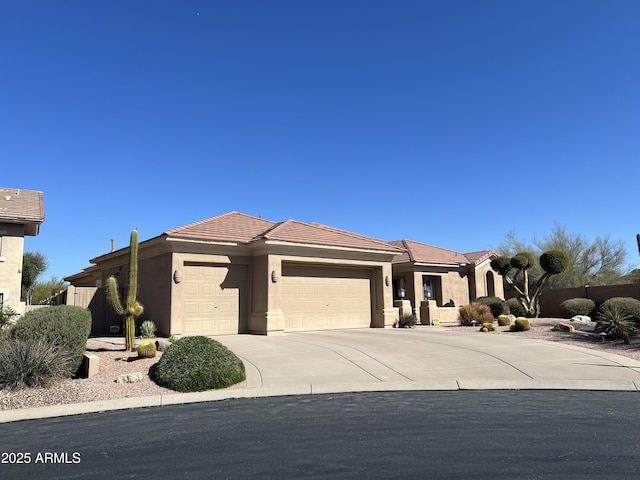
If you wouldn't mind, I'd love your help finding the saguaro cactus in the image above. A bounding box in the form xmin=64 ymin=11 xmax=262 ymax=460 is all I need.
xmin=107 ymin=229 xmax=144 ymax=351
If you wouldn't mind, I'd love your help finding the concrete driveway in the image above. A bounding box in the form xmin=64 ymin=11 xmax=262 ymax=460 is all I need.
xmin=214 ymin=327 xmax=640 ymax=393
xmin=4 ymin=327 xmax=640 ymax=424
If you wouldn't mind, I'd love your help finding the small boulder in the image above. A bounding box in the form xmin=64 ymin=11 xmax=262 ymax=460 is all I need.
xmin=552 ymin=323 xmax=575 ymax=332
xmin=571 ymin=315 xmax=591 ymax=323
xmin=116 ymin=372 xmax=144 ymax=384
xmin=155 ymin=339 xmax=172 ymax=352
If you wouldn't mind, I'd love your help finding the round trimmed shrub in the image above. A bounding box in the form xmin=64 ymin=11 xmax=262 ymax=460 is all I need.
xmin=560 ymin=298 xmax=596 ymax=318
xmin=598 ymin=297 xmax=640 ymax=324
xmin=490 ymin=256 xmax=512 ymax=276
xmin=511 ymin=252 xmax=535 ymax=270
xmin=539 ymin=250 xmax=569 ymax=275
xmin=458 ymin=303 xmax=495 ymax=326
xmin=154 ymin=336 xmax=246 ymax=392
xmin=475 ymin=296 xmax=509 ymax=318
xmin=507 ymin=298 xmax=526 ymax=317
xmin=9 ymin=306 xmax=91 ymax=378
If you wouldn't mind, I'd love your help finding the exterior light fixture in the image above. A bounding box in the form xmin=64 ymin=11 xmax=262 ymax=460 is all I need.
xmin=271 ymin=270 xmax=279 ymax=283
xmin=173 ymin=270 xmax=182 ymax=284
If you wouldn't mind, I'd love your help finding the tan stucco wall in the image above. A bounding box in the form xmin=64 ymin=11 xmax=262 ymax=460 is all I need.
xmin=0 ymin=223 xmax=26 ymax=314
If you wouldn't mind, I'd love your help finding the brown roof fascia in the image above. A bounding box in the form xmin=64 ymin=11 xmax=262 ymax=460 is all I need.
xmin=0 ymin=187 xmax=45 ymax=236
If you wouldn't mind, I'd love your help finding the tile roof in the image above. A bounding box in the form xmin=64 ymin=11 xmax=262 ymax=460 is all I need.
xmin=391 ymin=240 xmax=469 ymax=265
xmin=259 ymin=220 xmax=405 ymax=252
xmin=166 ymin=212 xmax=403 ymax=253
xmin=0 ymin=187 xmax=45 ymax=235
xmin=390 ymin=240 xmax=497 ymax=266
xmin=165 ymin=211 xmax=277 ymax=243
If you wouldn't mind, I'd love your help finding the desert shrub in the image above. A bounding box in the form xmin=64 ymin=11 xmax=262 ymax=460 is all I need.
xmin=598 ymin=297 xmax=640 ymax=324
xmin=475 ymin=296 xmax=509 ymax=318
xmin=0 ymin=338 xmax=74 ymax=390
xmin=507 ymin=298 xmax=526 ymax=317
xmin=458 ymin=303 xmax=495 ymax=326
xmin=497 ymin=314 xmax=512 ymax=326
xmin=154 ymin=336 xmax=246 ymax=392
xmin=514 ymin=317 xmax=531 ymax=332
xmin=396 ymin=313 xmax=416 ymax=328
xmin=137 ymin=340 xmax=157 ymax=358
xmin=0 ymin=305 xmax=19 ymax=330
xmin=9 ymin=306 xmax=91 ymax=378
xmin=595 ymin=304 xmax=637 ymax=340
xmin=539 ymin=250 xmax=570 ymax=274
xmin=140 ymin=320 xmax=157 ymax=338
xmin=560 ymin=298 xmax=596 ymax=318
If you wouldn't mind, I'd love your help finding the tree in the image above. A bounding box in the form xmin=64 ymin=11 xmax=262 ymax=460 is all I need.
xmin=491 ymin=250 xmax=569 ymax=317
xmin=31 ymin=277 xmax=68 ymax=305
xmin=21 ymin=251 xmax=48 ymax=304
xmin=497 ymin=225 xmax=629 ymax=288
xmin=107 ymin=230 xmax=144 ymax=351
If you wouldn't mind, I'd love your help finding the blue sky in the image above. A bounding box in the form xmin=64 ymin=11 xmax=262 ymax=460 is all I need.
xmin=1 ymin=0 xmax=639 ymax=281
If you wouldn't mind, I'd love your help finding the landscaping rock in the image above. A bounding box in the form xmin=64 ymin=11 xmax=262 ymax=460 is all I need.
xmin=155 ymin=339 xmax=172 ymax=352
xmin=571 ymin=315 xmax=591 ymax=323
xmin=552 ymin=323 xmax=575 ymax=332
xmin=116 ymin=372 xmax=144 ymax=384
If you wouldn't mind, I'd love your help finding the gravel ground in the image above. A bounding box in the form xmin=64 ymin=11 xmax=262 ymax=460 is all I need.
xmin=1 ymin=318 xmax=639 ymax=411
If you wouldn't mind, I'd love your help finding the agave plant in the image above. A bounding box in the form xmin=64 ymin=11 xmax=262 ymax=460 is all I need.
xmin=595 ymin=304 xmax=637 ymax=340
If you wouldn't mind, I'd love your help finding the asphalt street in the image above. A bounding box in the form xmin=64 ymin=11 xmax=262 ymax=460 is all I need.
xmin=2 ymin=390 xmax=640 ymax=479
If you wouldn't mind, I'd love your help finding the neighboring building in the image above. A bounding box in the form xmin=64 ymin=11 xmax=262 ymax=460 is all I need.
xmin=390 ymin=240 xmax=503 ymax=324
xmin=66 ymin=212 xmax=404 ymax=336
xmin=0 ymin=187 xmax=45 ymax=314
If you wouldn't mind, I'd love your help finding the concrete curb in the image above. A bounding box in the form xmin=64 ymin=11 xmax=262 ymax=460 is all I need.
xmin=2 ymin=380 xmax=639 ymax=424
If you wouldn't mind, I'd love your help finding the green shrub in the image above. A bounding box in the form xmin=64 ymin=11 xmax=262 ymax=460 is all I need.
xmin=539 ymin=250 xmax=570 ymax=274
xmin=507 ymin=298 xmax=527 ymax=317
xmin=154 ymin=336 xmax=246 ymax=392
xmin=595 ymin=304 xmax=637 ymax=340
xmin=9 ymin=306 xmax=91 ymax=378
xmin=0 ymin=305 xmax=19 ymax=330
xmin=475 ymin=296 xmax=509 ymax=318
xmin=514 ymin=317 xmax=531 ymax=332
xmin=497 ymin=314 xmax=512 ymax=326
xmin=139 ymin=320 xmax=157 ymax=338
xmin=598 ymin=297 xmax=640 ymax=324
xmin=560 ymin=298 xmax=596 ymax=318
xmin=458 ymin=303 xmax=495 ymax=326
xmin=0 ymin=338 xmax=74 ymax=390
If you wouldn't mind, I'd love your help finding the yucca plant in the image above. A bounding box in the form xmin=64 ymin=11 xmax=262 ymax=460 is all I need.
xmin=595 ymin=304 xmax=636 ymax=340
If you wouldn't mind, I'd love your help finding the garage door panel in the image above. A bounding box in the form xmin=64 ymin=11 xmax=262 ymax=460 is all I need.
xmin=182 ymin=264 xmax=248 ymax=335
xmin=281 ymin=265 xmax=372 ymax=332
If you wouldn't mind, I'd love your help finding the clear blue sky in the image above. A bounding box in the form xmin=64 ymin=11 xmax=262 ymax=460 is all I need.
xmin=2 ymin=0 xmax=639 ymax=282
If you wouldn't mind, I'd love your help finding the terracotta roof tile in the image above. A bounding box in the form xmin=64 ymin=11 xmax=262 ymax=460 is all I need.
xmin=391 ymin=239 xmax=470 ymax=265
xmin=165 ymin=211 xmax=276 ymax=243
xmin=464 ymin=250 xmax=498 ymax=265
xmin=165 ymin=212 xmax=403 ymax=252
xmin=0 ymin=187 xmax=45 ymax=235
xmin=259 ymin=220 xmax=404 ymax=252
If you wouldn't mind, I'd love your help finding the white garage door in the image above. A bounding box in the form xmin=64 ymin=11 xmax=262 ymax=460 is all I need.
xmin=182 ymin=264 xmax=248 ymax=335
xmin=281 ymin=264 xmax=372 ymax=332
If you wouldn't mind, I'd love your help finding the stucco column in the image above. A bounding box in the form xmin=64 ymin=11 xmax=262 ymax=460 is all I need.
xmin=372 ymin=264 xmax=396 ymax=328
xmin=249 ymin=254 xmax=285 ymax=335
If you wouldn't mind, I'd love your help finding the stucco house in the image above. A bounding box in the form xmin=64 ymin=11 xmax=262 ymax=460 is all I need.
xmin=66 ymin=212 xmax=404 ymax=336
xmin=0 ymin=187 xmax=45 ymax=315
xmin=390 ymin=239 xmax=503 ymax=324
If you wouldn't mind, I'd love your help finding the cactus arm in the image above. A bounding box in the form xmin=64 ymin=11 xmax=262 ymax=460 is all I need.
xmin=106 ymin=276 xmax=124 ymax=315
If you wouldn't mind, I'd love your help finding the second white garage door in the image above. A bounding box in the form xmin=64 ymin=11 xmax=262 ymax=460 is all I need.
xmin=281 ymin=264 xmax=372 ymax=332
